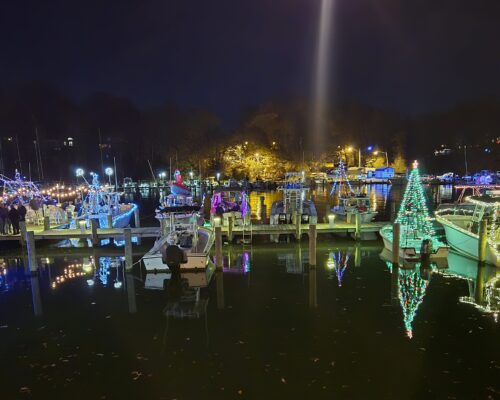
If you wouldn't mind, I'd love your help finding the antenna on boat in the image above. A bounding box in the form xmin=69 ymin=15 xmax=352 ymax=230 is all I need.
xmin=147 ymin=160 xmax=157 ymax=184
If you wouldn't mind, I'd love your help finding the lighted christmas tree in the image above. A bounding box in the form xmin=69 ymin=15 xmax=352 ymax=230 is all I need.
xmin=395 ymin=160 xmax=435 ymax=239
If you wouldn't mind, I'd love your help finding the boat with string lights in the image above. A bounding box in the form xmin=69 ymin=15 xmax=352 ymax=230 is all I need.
xmin=435 ymin=189 xmax=499 ymax=267
xmin=70 ymin=172 xmax=137 ymax=230
xmin=380 ymin=161 xmax=448 ymax=261
xmin=210 ymin=189 xmax=251 ymax=227
xmin=329 ymin=160 xmax=377 ymax=223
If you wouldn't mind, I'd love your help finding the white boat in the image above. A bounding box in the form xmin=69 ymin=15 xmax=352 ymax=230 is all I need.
xmin=270 ymin=172 xmax=318 ymax=226
xmin=142 ymin=223 xmax=214 ymax=272
xmin=330 ymin=161 xmax=377 ymax=223
xmin=380 ymin=161 xmax=448 ymax=261
xmin=435 ymin=190 xmax=500 ymax=267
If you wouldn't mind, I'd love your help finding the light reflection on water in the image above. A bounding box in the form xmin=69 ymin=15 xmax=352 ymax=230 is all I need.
xmin=0 ymin=240 xmax=498 ymax=398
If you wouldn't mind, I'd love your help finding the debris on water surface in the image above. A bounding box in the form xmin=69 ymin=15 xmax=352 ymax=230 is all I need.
xmin=19 ymin=387 xmax=31 ymax=394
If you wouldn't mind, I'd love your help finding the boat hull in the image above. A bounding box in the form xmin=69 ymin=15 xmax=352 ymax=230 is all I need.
xmin=437 ymin=216 xmax=499 ymax=267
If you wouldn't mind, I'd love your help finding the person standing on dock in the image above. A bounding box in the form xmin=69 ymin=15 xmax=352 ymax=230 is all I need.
xmin=8 ymin=205 xmax=20 ymax=235
xmin=18 ymin=202 xmax=27 ymax=222
xmin=0 ymin=204 xmax=7 ymax=235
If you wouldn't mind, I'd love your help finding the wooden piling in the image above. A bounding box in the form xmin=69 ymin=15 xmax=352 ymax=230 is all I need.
xmin=215 ymin=226 xmax=223 ymax=269
xmin=19 ymin=221 xmax=27 ymax=246
xmin=390 ymin=202 xmax=396 ymax=222
xmin=392 ymin=223 xmax=400 ymax=264
xmin=134 ymin=207 xmax=141 ymax=245
xmin=228 ymin=216 xmax=234 ymax=242
xmin=43 ymin=216 xmax=50 ymax=231
xmin=355 ymin=213 xmax=362 ymax=241
xmin=295 ymin=212 xmax=302 ymax=241
xmin=260 ymin=196 xmax=267 ymax=224
xmin=26 ymin=231 xmax=37 ymax=274
xmin=308 ymin=223 xmax=317 ymax=267
xmin=107 ymin=214 xmax=113 ymax=229
xmin=124 ymin=228 xmax=133 ymax=271
xmin=478 ymin=218 xmax=488 ymax=263
xmin=90 ymin=219 xmax=99 ymax=247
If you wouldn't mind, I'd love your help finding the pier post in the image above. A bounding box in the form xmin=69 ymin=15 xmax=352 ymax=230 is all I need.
xmin=392 ymin=223 xmax=400 ymax=264
xmin=107 ymin=214 xmax=113 ymax=229
xmin=478 ymin=218 xmax=488 ymax=264
xmin=475 ymin=261 xmax=485 ymax=305
xmin=228 ymin=216 xmax=234 ymax=242
xmin=124 ymin=228 xmax=133 ymax=271
xmin=355 ymin=213 xmax=362 ymax=241
xmin=260 ymin=196 xmax=267 ymax=223
xmin=346 ymin=212 xmax=352 ymax=224
xmin=308 ymin=223 xmax=317 ymax=267
xmin=30 ymin=276 xmax=43 ymax=317
xmin=160 ymin=218 xmax=167 ymax=236
xmin=134 ymin=207 xmax=141 ymax=245
xmin=295 ymin=212 xmax=302 ymax=241
xmin=26 ymin=231 xmax=37 ymax=274
xmin=215 ymin=226 xmax=223 ymax=269
xmin=43 ymin=216 xmax=50 ymax=231
xmin=19 ymin=221 xmax=27 ymax=246
xmin=90 ymin=219 xmax=99 ymax=247
xmin=390 ymin=202 xmax=396 ymax=222
xmin=354 ymin=243 xmax=361 ymax=267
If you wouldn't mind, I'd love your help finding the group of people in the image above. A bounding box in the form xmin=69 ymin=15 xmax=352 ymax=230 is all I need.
xmin=0 ymin=203 xmax=27 ymax=235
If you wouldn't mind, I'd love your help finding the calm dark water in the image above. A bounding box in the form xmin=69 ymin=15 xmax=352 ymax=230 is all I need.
xmin=1 ymin=241 xmax=499 ymax=399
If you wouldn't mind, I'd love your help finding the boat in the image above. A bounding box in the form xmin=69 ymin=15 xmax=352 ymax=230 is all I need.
xmin=156 ymin=170 xmax=203 ymax=226
xmin=70 ymin=173 xmax=136 ymax=229
xmin=435 ymin=189 xmax=499 ymax=266
xmin=170 ymin=169 xmax=191 ymax=196
xmin=210 ymin=189 xmax=251 ymax=226
xmin=142 ymin=219 xmax=215 ymax=272
xmin=329 ymin=160 xmax=377 ymax=223
xmin=380 ymin=161 xmax=448 ymax=261
xmin=270 ymin=172 xmax=317 ymax=225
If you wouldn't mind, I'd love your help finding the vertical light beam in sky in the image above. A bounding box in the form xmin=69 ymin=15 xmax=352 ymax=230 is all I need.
xmin=311 ymin=0 xmax=334 ymax=157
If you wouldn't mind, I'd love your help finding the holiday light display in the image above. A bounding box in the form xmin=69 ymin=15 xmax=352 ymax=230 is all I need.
xmin=399 ymin=268 xmax=429 ymax=338
xmin=395 ymin=160 xmax=435 ymax=240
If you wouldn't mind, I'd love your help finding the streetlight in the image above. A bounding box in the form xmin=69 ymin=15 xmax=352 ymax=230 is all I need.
xmin=105 ymin=167 xmax=114 ymax=186
xmin=76 ymin=168 xmax=84 ymax=177
xmin=189 ymin=170 xmax=194 ymax=180
xmin=216 ymin=172 xmax=221 ymax=182
xmin=373 ymin=150 xmax=389 ymax=167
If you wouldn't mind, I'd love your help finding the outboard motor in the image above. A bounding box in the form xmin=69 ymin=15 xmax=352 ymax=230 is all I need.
xmin=278 ymin=213 xmax=288 ymax=224
xmin=301 ymin=214 xmax=310 ymax=224
xmin=161 ymin=244 xmax=186 ymax=272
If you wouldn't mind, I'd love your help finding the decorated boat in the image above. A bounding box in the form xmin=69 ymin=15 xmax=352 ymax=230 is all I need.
xmin=435 ymin=189 xmax=499 ymax=266
xmin=380 ymin=161 xmax=448 ymax=261
xmin=210 ymin=190 xmax=251 ymax=226
xmin=330 ymin=160 xmax=377 ymax=223
xmin=71 ymin=173 xmax=136 ymax=229
xmin=170 ymin=169 xmax=191 ymax=196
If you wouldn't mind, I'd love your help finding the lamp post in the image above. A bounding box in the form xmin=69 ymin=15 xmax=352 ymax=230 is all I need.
xmin=373 ymin=151 xmax=389 ymax=167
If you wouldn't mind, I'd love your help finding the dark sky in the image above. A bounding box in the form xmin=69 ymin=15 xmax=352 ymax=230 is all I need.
xmin=1 ymin=0 xmax=499 ymax=122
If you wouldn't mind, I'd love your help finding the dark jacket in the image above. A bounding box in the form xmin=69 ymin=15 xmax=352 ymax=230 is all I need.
xmin=18 ymin=205 xmax=27 ymax=221
xmin=0 ymin=207 xmax=8 ymax=219
xmin=8 ymin=208 xmax=19 ymax=222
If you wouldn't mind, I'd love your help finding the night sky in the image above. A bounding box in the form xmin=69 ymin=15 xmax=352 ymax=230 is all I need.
xmin=1 ymin=0 xmax=499 ymax=123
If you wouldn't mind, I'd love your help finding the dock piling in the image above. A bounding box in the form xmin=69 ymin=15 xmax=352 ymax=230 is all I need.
xmin=90 ymin=219 xmax=99 ymax=246
xmin=107 ymin=214 xmax=113 ymax=229
xmin=124 ymin=228 xmax=133 ymax=270
xmin=392 ymin=223 xmax=400 ymax=264
xmin=26 ymin=231 xmax=37 ymax=274
xmin=43 ymin=216 xmax=50 ymax=231
xmin=228 ymin=216 xmax=234 ymax=242
xmin=478 ymin=218 xmax=488 ymax=263
xmin=355 ymin=213 xmax=362 ymax=241
xmin=19 ymin=221 xmax=27 ymax=246
xmin=134 ymin=207 xmax=141 ymax=245
xmin=295 ymin=212 xmax=302 ymax=241
xmin=215 ymin=226 xmax=223 ymax=269
xmin=308 ymin=223 xmax=317 ymax=267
